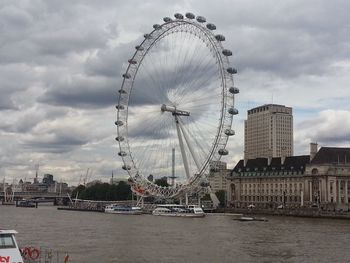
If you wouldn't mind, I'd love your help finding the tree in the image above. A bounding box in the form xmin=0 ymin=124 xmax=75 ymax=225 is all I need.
xmin=215 ymin=190 xmax=226 ymax=207
xmin=71 ymin=181 xmax=132 ymax=201
xmin=154 ymin=177 xmax=169 ymax=187
xmin=71 ymin=185 xmax=86 ymax=199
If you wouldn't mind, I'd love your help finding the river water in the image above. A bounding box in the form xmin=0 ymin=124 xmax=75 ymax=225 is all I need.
xmin=1 ymin=205 xmax=350 ymax=263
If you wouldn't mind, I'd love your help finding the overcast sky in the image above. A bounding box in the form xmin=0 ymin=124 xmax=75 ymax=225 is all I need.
xmin=1 ymin=0 xmax=350 ymax=185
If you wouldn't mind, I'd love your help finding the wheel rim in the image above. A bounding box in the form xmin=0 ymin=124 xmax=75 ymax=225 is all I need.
xmin=116 ymin=14 xmax=238 ymax=198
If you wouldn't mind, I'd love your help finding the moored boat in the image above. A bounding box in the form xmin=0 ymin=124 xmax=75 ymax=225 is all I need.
xmin=0 ymin=230 xmax=24 ymax=263
xmin=104 ymin=204 xmax=143 ymax=215
xmin=152 ymin=204 xmax=205 ymax=218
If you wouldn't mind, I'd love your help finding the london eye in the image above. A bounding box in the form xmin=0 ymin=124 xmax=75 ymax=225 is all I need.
xmin=115 ymin=12 xmax=239 ymax=199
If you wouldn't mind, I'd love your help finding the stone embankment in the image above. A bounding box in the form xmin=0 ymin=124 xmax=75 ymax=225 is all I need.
xmin=216 ymin=207 xmax=350 ymax=219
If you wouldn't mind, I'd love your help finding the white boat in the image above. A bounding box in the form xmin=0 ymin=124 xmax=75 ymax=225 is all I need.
xmin=0 ymin=230 xmax=24 ymax=263
xmin=152 ymin=204 xmax=205 ymax=218
xmin=104 ymin=204 xmax=143 ymax=215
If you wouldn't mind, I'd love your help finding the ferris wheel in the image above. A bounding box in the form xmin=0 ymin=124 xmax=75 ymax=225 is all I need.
xmin=115 ymin=12 xmax=239 ymax=199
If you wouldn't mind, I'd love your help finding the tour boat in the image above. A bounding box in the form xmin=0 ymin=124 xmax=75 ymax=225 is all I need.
xmin=152 ymin=204 xmax=205 ymax=218
xmin=0 ymin=230 xmax=24 ymax=263
xmin=104 ymin=204 xmax=143 ymax=215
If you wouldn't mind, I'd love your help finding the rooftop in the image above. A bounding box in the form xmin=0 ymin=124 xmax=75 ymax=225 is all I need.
xmin=311 ymin=147 xmax=350 ymax=164
xmin=231 ymin=155 xmax=310 ymax=176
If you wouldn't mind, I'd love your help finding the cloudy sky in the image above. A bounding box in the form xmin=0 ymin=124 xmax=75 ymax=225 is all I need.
xmin=1 ymin=0 xmax=350 ymax=185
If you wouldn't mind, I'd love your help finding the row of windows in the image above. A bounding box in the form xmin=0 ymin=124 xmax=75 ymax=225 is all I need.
xmin=238 ymin=171 xmax=303 ymax=177
xmin=241 ymin=195 xmax=300 ymax=202
xmin=242 ymin=189 xmax=301 ymax=195
xmin=243 ymin=183 xmax=302 ymax=189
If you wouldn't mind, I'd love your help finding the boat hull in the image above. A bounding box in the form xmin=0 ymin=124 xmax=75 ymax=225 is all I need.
xmin=152 ymin=212 xmax=205 ymax=218
xmin=105 ymin=210 xmax=143 ymax=215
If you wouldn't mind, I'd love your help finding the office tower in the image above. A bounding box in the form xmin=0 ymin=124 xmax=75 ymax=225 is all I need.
xmin=244 ymin=104 xmax=293 ymax=160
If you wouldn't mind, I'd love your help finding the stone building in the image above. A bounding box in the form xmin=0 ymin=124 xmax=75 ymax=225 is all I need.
xmin=227 ymin=155 xmax=308 ymax=208
xmin=227 ymin=144 xmax=350 ymax=209
xmin=304 ymin=146 xmax=350 ymax=209
xmin=244 ymin=104 xmax=293 ymax=161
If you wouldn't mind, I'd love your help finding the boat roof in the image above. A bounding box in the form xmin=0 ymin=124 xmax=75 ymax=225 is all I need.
xmin=156 ymin=204 xmax=185 ymax=207
xmin=0 ymin=230 xmax=18 ymax=235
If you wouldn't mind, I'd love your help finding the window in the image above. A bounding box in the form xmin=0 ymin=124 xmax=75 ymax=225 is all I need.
xmin=330 ymin=182 xmax=334 ymax=194
xmin=0 ymin=234 xmax=16 ymax=249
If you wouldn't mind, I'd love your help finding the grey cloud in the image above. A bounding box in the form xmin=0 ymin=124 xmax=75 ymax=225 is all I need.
xmin=21 ymin=131 xmax=89 ymax=154
xmin=39 ymin=76 xmax=118 ymax=109
xmin=0 ymin=107 xmax=68 ymax=133
xmin=85 ymin=44 xmax=131 ymax=78
xmin=296 ymin=110 xmax=350 ymax=146
xmin=0 ymin=97 xmax=17 ymax=111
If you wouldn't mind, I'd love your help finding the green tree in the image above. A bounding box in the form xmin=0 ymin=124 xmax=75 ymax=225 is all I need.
xmin=71 ymin=185 xmax=86 ymax=199
xmin=71 ymin=181 xmax=132 ymax=201
xmin=154 ymin=177 xmax=169 ymax=187
xmin=215 ymin=190 xmax=226 ymax=207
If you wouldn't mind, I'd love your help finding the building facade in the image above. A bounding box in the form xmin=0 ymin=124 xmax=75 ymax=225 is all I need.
xmin=227 ymin=145 xmax=350 ymax=209
xmin=208 ymin=161 xmax=230 ymax=193
xmin=244 ymin=104 xmax=293 ymax=160
xmin=227 ymin=155 xmax=308 ymax=208
xmin=303 ymin=147 xmax=350 ymax=209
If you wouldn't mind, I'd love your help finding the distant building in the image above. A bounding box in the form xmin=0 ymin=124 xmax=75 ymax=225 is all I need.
xmin=244 ymin=104 xmax=293 ymax=160
xmin=227 ymin=144 xmax=350 ymax=209
xmin=208 ymin=161 xmax=230 ymax=193
xmin=42 ymin=174 xmax=54 ymax=185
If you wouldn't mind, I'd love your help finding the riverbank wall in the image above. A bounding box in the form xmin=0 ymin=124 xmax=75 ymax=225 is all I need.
xmin=216 ymin=207 xmax=350 ymax=219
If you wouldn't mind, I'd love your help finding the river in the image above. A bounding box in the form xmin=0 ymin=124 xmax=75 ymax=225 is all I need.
xmin=1 ymin=205 xmax=350 ymax=262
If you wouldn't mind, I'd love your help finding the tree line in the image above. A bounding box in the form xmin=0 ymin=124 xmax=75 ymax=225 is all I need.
xmin=70 ymin=178 xmax=169 ymax=201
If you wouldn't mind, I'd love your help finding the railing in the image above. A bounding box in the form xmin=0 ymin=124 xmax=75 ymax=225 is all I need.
xmin=21 ymin=246 xmax=70 ymax=263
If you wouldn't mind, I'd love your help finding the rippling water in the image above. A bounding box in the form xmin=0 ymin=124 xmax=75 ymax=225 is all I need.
xmin=1 ymin=205 xmax=350 ymax=262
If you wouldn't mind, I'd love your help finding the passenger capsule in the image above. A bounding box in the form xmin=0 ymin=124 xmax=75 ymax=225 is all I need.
xmin=122 ymin=73 xmax=131 ymax=79
xmin=153 ymin=24 xmax=161 ymax=30
xmin=163 ymin=17 xmax=172 ymax=23
xmin=115 ymin=105 xmax=125 ymax=110
xmin=115 ymin=120 xmax=124 ymax=126
xmin=174 ymin=13 xmax=184 ymax=19
xmin=185 ymin=12 xmax=195 ymax=19
xmin=118 ymin=151 xmax=127 ymax=157
xmin=227 ymin=67 xmax=238 ymax=74
xmin=222 ymin=49 xmax=232 ymax=56
xmin=135 ymin=45 xmax=144 ymax=51
xmin=215 ymin=34 xmax=225 ymax=41
xmin=229 ymin=87 xmax=239 ymax=94
xmin=118 ymin=89 xmax=127 ymax=94
xmin=228 ymin=107 xmax=239 ymax=115
xmin=122 ymin=165 xmax=131 ymax=170
xmin=224 ymin=129 xmax=235 ymax=136
xmin=206 ymin=23 xmax=216 ymax=30
xmin=128 ymin=59 xmax=137 ymax=64
xmin=218 ymin=149 xmax=229 ymax=156
xmin=144 ymin=34 xmax=151 ymax=39
xmin=115 ymin=136 xmax=124 ymax=142
xmin=196 ymin=16 xmax=206 ymax=23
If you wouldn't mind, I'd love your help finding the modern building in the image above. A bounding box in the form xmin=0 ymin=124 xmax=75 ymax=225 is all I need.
xmin=227 ymin=144 xmax=350 ymax=209
xmin=244 ymin=104 xmax=293 ymax=161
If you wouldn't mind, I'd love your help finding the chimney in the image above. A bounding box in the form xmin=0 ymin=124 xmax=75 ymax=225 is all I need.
xmin=281 ymin=156 xmax=286 ymax=165
xmin=310 ymin=142 xmax=318 ymax=161
xmin=268 ymin=156 xmax=272 ymax=166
